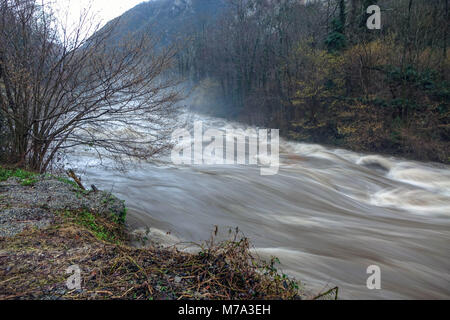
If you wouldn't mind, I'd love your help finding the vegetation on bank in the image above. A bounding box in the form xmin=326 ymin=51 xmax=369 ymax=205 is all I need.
xmin=0 ymin=167 xmax=39 ymax=186
xmin=0 ymin=225 xmax=309 ymax=300
xmin=0 ymin=166 xmax=333 ymax=300
xmin=181 ymin=0 xmax=449 ymax=163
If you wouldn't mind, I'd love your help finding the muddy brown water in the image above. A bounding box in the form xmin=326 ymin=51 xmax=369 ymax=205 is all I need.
xmin=68 ymin=115 xmax=450 ymax=299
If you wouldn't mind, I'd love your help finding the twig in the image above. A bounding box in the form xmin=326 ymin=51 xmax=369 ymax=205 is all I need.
xmin=312 ymin=286 xmax=339 ymax=300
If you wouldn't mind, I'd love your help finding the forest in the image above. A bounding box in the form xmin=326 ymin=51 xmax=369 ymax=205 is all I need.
xmin=178 ymin=0 xmax=449 ymax=163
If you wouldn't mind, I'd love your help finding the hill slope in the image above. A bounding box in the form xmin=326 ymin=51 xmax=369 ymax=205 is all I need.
xmin=100 ymin=0 xmax=227 ymax=45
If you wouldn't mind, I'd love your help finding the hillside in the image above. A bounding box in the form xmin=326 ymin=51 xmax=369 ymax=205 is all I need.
xmin=100 ymin=0 xmax=227 ymax=45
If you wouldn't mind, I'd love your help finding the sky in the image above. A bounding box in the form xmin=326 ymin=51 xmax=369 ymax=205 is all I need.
xmin=49 ymin=0 xmax=148 ymax=36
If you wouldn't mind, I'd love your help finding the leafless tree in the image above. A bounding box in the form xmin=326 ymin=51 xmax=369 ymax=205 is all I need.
xmin=0 ymin=0 xmax=182 ymax=172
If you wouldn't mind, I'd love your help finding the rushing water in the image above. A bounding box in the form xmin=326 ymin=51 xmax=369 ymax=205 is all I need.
xmin=68 ymin=114 xmax=450 ymax=300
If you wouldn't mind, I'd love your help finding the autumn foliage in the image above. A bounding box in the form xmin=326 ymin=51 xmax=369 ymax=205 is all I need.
xmin=183 ymin=0 xmax=449 ymax=163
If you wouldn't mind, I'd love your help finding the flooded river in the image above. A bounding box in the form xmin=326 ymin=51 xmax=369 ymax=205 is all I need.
xmin=69 ymin=114 xmax=450 ymax=299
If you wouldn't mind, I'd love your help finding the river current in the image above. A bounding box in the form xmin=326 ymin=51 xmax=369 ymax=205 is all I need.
xmin=68 ymin=114 xmax=450 ymax=299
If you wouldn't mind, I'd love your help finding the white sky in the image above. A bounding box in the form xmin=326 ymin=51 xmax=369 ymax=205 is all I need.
xmin=49 ymin=0 xmax=148 ymax=36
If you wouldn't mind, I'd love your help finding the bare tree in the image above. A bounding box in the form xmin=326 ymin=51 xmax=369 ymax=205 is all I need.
xmin=0 ymin=0 xmax=181 ymax=172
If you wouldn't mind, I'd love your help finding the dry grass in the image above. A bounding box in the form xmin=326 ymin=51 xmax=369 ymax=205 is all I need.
xmin=0 ymin=218 xmax=308 ymax=300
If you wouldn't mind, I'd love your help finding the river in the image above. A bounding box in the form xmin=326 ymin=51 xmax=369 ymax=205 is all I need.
xmin=68 ymin=114 xmax=450 ymax=299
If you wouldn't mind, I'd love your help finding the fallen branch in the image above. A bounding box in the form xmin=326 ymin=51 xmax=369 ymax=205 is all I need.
xmin=66 ymin=169 xmax=86 ymax=191
xmin=312 ymin=286 xmax=339 ymax=300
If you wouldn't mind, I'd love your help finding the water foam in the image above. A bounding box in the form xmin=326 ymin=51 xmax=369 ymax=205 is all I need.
xmin=388 ymin=166 xmax=450 ymax=194
xmin=370 ymin=188 xmax=450 ymax=215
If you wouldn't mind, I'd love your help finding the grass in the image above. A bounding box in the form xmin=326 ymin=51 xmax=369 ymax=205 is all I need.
xmin=56 ymin=176 xmax=81 ymax=189
xmin=1 ymin=166 xmax=81 ymax=187
xmin=0 ymin=167 xmax=39 ymax=186
xmin=0 ymin=166 xmax=94 ymax=191
xmin=60 ymin=209 xmax=126 ymax=245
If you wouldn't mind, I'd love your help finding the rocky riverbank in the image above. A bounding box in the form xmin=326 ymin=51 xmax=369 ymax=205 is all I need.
xmin=0 ymin=168 xmax=319 ymax=300
xmin=0 ymin=174 xmax=126 ymax=238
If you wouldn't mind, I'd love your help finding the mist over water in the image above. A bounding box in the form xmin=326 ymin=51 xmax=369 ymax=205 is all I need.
xmin=68 ymin=114 xmax=450 ymax=300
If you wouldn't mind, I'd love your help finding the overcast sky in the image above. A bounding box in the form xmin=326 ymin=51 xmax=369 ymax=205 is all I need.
xmin=50 ymin=0 xmax=147 ymax=36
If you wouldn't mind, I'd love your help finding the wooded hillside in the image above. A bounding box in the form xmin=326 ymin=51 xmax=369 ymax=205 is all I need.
xmin=181 ymin=0 xmax=449 ymax=163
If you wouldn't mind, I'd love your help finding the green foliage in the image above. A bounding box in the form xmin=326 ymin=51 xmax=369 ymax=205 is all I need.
xmin=109 ymin=206 xmax=127 ymax=225
xmin=0 ymin=168 xmax=86 ymax=188
xmin=101 ymin=195 xmax=127 ymax=224
xmin=62 ymin=210 xmax=122 ymax=244
xmin=385 ymin=65 xmax=439 ymax=90
xmin=261 ymin=256 xmax=301 ymax=294
xmin=326 ymin=0 xmax=346 ymax=52
xmin=325 ymin=19 xmax=346 ymax=52
xmin=20 ymin=178 xmax=39 ymax=187
xmin=56 ymin=177 xmax=80 ymax=189
xmin=119 ymin=207 xmax=128 ymax=224
xmin=0 ymin=167 xmax=38 ymax=186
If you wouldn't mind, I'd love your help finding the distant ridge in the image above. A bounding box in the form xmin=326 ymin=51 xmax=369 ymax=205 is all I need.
xmin=98 ymin=0 xmax=227 ymax=45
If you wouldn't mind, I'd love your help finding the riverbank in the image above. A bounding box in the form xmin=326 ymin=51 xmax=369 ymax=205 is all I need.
xmin=0 ymin=168 xmax=316 ymax=300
